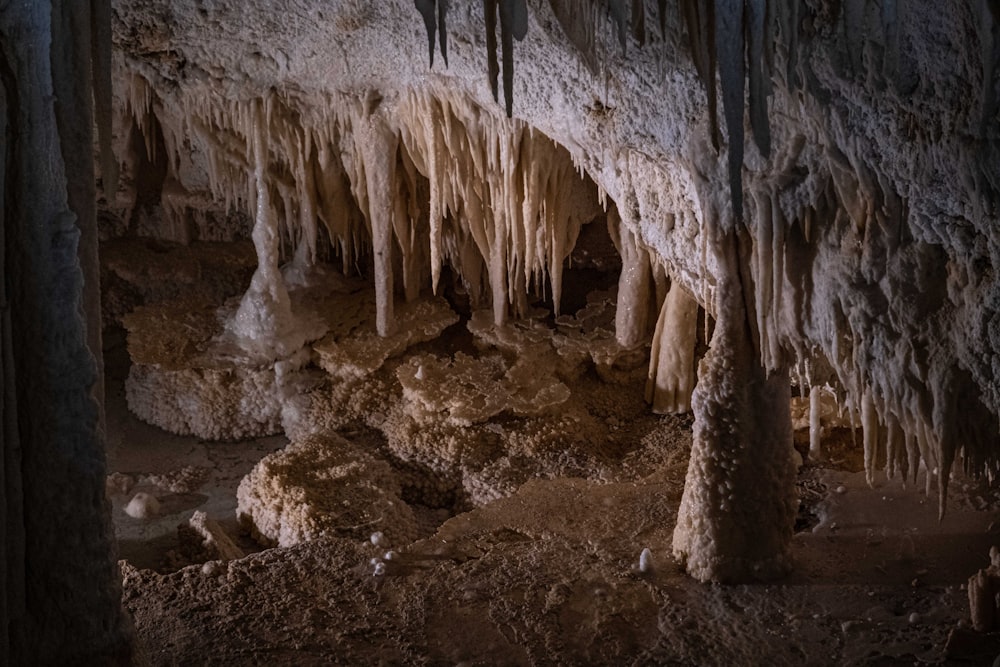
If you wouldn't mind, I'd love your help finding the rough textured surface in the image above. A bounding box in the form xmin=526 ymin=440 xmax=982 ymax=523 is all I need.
xmin=237 ymin=434 xmax=418 ymax=547
xmin=105 ymin=0 xmax=1000 ymax=581
xmin=98 ymin=0 xmax=1000 ymax=656
xmin=1 ymin=3 xmax=134 ymax=663
xmin=314 ymin=295 xmax=459 ymax=381
xmin=178 ymin=510 xmax=246 ymax=562
xmin=121 ymin=465 xmax=1000 ymax=665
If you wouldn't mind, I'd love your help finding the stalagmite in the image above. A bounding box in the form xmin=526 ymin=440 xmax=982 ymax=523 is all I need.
xmin=286 ymin=129 xmax=319 ymax=284
xmin=716 ymin=0 xmax=746 ymax=220
xmin=746 ymin=0 xmax=771 ymax=158
xmin=228 ymin=97 xmax=305 ymax=358
xmin=645 ymin=279 xmax=699 ymax=414
xmin=672 ymin=224 xmax=796 ymax=583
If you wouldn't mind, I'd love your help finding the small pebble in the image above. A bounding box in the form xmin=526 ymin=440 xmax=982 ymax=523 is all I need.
xmin=908 ymin=612 xmax=920 ymax=625
xmin=638 ymin=547 xmax=653 ymax=573
xmin=373 ymin=562 xmax=386 ymax=576
xmin=371 ymin=531 xmax=386 ymax=547
xmin=836 ymin=486 xmax=847 ymax=494
xmin=124 ymin=492 xmax=160 ymax=519
xmin=201 ymin=561 xmax=224 ymax=577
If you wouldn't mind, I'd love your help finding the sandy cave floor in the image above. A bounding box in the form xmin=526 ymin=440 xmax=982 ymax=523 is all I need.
xmin=102 ymin=243 xmax=1000 ymax=666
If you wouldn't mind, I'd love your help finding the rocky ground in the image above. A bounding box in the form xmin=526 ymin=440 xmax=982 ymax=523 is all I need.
xmin=103 ymin=239 xmax=1000 ymax=665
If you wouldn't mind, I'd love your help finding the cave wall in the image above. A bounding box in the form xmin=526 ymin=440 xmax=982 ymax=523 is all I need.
xmin=1 ymin=2 xmax=133 ymax=663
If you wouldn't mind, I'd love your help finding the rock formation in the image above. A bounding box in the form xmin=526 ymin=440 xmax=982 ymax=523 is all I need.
xmin=5 ymin=0 xmax=1000 ymax=661
xmin=104 ymin=0 xmax=1000 ymax=585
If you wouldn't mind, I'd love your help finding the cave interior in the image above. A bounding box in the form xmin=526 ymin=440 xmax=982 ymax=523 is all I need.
xmin=5 ymin=0 xmax=1000 ymax=664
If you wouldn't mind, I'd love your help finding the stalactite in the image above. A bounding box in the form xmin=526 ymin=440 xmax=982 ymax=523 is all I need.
xmin=482 ymin=0 xmax=529 ymax=118
xmin=680 ymin=0 xmax=720 ymax=150
xmin=774 ymin=0 xmax=799 ymax=88
xmin=631 ymin=0 xmax=646 ymax=47
xmin=124 ymin=73 xmax=156 ymax=164
xmin=397 ymin=89 xmax=593 ymax=324
xmin=646 ymin=279 xmax=699 ymax=413
xmin=746 ymin=0 xmax=771 ymax=159
xmin=547 ymin=0 xmax=600 ymax=73
xmin=414 ymin=0 xmax=449 ymax=68
xmin=485 ymin=1 xmax=500 ymax=106
xmin=608 ymin=0 xmax=629 ymax=52
xmin=716 ymin=0 xmax=745 ymax=222
xmin=880 ymin=0 xmax=900 ymax=85
xmin=808 ymin=385 xmax=823 ymax=460
xmin=843 ymin=0 xmax=866 ymax=75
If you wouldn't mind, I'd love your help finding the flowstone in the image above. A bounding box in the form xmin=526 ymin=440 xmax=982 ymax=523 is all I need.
xmin=123 ymin=295 xmax=309 ymax=440
xmin=397 ymin=351 xmax=570 ymax=426
xmin=314 ymin=295 xmax=459 ymax=381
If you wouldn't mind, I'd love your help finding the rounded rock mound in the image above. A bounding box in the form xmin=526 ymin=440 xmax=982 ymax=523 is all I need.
xmin=237 ymin=434 xmax=417 ymax=548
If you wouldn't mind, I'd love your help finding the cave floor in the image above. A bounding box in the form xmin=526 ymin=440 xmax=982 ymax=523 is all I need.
xmin=101 ymin=242 xmax=1000 ymax=666
xmin=106 ymin=341 xmax=1000 ymax=665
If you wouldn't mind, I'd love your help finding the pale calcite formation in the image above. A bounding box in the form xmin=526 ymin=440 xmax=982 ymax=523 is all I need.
xmin=109 ymin=0 xmax=1000 ymax=582
xmin=672 ymin=229 xmax=797 ymax=582
xmin=122 ymin=296 xmax=308 ymax=440
xmin=126 ymin=363 xmax=291 ymax=441
xmin=237 ymin=435 xmax=418 ymax=548
xmin=645 ymin=280 xmax=699 ymax=414
xmin=314 ymin=296 xmax=459 ymax=381
xmin=397 ymin=351 xmax=570 ymax=426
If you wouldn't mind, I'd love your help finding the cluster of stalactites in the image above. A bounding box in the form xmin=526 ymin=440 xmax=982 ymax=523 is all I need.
xmin=741 ymin=143 xmax=1000 ymax=514
xmin=121 ymin=75 xmax=599 ymax=335
xmin=413 ymin=1 xmax=1000 ymax=225
xmin=397 ymin=88 xmax=595 ymax=326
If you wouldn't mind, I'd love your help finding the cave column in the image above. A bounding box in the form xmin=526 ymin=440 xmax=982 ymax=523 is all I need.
xmin=1 ymin=2 xmax=133 ymax=662
xmin=229 ymin=96 xmax=301 ymax=358
xmin=672 ymin=225 xmax=797 ymax=582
